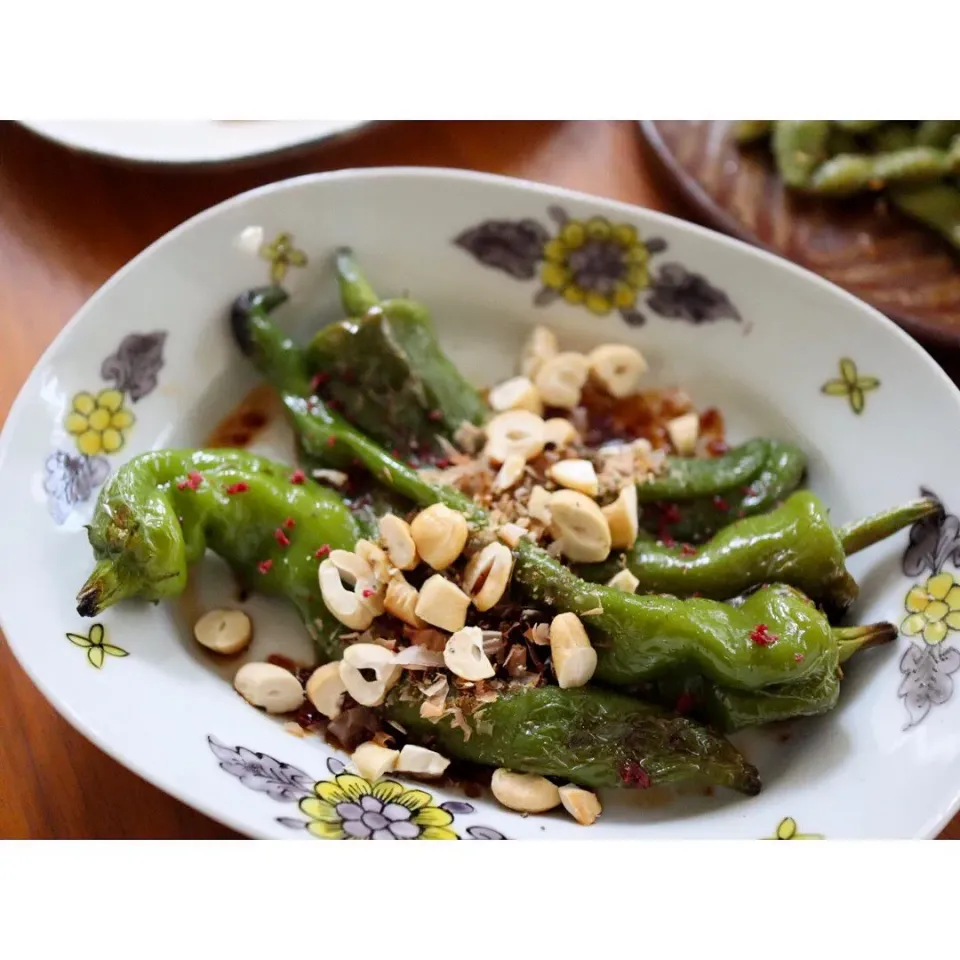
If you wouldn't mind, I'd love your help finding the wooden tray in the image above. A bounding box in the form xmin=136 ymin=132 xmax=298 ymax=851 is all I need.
xmin=640 ymin=121 xmax=960 ymax=347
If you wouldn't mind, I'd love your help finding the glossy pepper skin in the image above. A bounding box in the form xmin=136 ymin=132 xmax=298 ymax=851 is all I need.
xmin=305 ymin=249 xmax=487 ymax=457
xmin=76 ymin=449 xmax=360 ymax=661
xmin=637 ymin=439 xmax=807 ymax=543
xmin=582 ymin=490 xmax=938 ymax=618
xmin=77 ymin=451 xmax=760 ymax=797
xmin=387 ymin=683 xmax=760 ymax=795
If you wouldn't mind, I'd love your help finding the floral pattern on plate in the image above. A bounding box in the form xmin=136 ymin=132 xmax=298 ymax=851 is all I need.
xmin=45 ymin=331 xmax=166 ymax=524
xmin=258 ymin=231 xmax=308 ymax=284
xmin=454 ymin=206 xmax=740 ymax=327
xmin=65 ymin=623 xmax=128 ymax=669
xmin=821 ymin=358 xmax=880 ymax=415
xmin=208 ymin=737 xmax=508 ymax=839
xmin=767 ymin=817 xmax=823 ymax=840
xmin=899 ymin=488 xmax=960 ymax=728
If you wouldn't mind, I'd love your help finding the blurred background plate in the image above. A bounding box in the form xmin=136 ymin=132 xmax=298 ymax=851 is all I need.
xmin=639 ymin=121 xmax=960 ymax=347
xmin=19 ymin=120 xmax=373 ymax=167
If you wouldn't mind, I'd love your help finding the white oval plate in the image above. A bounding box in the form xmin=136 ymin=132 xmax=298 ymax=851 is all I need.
xmin=3 ymin=168 xmax=960 ymax=840
xmin=19 ymin=121 xmax=370 ymax=166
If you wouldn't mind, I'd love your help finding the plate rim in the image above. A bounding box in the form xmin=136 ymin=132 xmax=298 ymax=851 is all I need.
xmin=4 ymin=164 xmax=960 ymax=838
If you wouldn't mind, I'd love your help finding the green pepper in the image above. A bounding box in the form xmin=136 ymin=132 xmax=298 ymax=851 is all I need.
xmin=387 ymin=683 xmax=760 ymax=795
xmin=636 ymin=439 xmax=807 ymax=543
xmin=77 ymin=449 xmax=760 ymax=796
xmin=647 ymin=623 xmax=895 ymax=732
xmin=232 ymin=296 xmax=895 ymax=696
xmin=581 ymin=490 xmax=938 ymax=616
xmin=888 ymin=181 xmax=960 ymax=252
xmin=772 ymin=121 xmax=832 ymax=187
xmin=76 ymin=449 xmax=359 ymax=660
xmin=304 ymin=250 xmax=487 ymax=457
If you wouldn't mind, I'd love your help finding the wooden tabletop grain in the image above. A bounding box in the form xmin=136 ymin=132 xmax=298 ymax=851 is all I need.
xmin=1 ymin=120 xmax=957 ymax=839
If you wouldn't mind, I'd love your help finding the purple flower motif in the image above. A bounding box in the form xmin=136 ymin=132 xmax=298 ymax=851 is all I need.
xmin=467 ymin=825 xmax=508 ymax=840
xmin=337 ymin=794 xmax=422 ymax=840
xmin=101 ymin=331 xmax=167 ymax=402
xmin=44 ymin=449 xmax=110 ymax=524
xmin=646 ymin=263 xmax=741 ymax=324
xmin=454 ymin=219 xmax=550 ymax=280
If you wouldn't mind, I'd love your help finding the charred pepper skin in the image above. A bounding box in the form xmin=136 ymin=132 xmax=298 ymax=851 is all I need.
xmin=305 ymin=249 xmax=487 ymax=457
xmin=76 ymin=450 xmax=759 ymax=797
xmin=581 ymin=490 xmax=938 ymax=617
xmin=75 ymin=449 xmax=360 ymax=661
xmin=638 ymin=439 xmax=807 ymax=543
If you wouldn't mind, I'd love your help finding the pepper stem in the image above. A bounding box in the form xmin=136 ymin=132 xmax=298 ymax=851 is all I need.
xmin=334 ymin=248 xmax=381 ymax=317
xmin=838 ymin=498 xmax=940 ymax=556
xmin=76 ymin=560 xmax=139 ymax=617
xmin=834 ymin=622 xmax=898 ymax=663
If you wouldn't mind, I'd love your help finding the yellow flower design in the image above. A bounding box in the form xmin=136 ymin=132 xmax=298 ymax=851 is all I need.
xmin=540 ymin=216 xmax=650 ymax=316
xmin=299 ymin=773 xmax=458 ymax=840
xmin=64 ymin=388 xmax=134 ymax=456
xmin=821 ymin=358 xmax=879 ymax=414
xmin=259 ymin=231 xmax=308 ymax=284
xmin=901 ymin=573 xmax=960 ymax=645
xmin=767 ymin=817 xmax=823 ymax=840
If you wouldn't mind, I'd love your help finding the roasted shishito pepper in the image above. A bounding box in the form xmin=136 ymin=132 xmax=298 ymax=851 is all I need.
xmin=231 ymin=299 xmax=895 ymax=696
xmin=305 ymin=249 xmax=487 ymax=458
xmin=582 ymin=490 xmax=938 ymax=617
xmin=76 ymin=449 xmax=761 ymax=796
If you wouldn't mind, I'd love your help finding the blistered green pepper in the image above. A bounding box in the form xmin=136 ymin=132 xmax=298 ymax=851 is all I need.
xmin=305 ymin=249 xmax=487 ymax=457
xmin=582 ymin=490 xmax=937 ymax=617
xmin=77 ymin=449 xmax=759 ymax=796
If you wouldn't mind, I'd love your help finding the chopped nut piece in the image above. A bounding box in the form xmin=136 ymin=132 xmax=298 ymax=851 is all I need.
xmin=379 ymin=514 xmax=419 ymax=570
xmin=491 ymin=768 xmax=561 ymax=813
xmin=396 ymin=744 xmax=450 ymax=778
xmin=543 ymin=417 xmax=580 ymax=449
xmin=483 ymin=410 xmax=546 ymax=464
xmin=311 ymin=468 xmax=349 ymax=487
xmin=454 ymin=420 xmax=485 ymax=454
xmin=548 ymin=490 xmax=612 ymax=562
xmin=534 ymin=352 xmax=589 ymax=409
xmin=318 ymin=558 xmax=377 ymax=630
xmin=527 ymin=485 xmax=553 ymax=524
xmin=666 ymin=412 xmax=699 ymax=456
xmin=602 ymin=484 xmax=639 ymax=549
xmin=588 ymin=343 xmax=648 ymax=398
xmin=305 ymin=661 xmax=347 ymax=719
xmin=606 ymin=568 xmax=640 ymax=593
xmin=415 ymin=575 xmax=471 ymax=632
xmin=489 ymin=376 xmax=543 ymax=415
xmin=351 ymin=741 xmax=400 ymax=781
xmin=520 ymin=325 xmax=559 ymax=379
xmin=193 ymin=608 xmax=252 ymax=655
xmin=559 ymin=784 xmax=602 ymax=825
xmin=548 ymin=458 xmax=599 ymax=497
xmin=497 ymin=523 xmax=529 ymax=548
xmin=234 ymin=662 xmax=304 ymax=714
xmin=462 ymin=541 xmax=514 ymax=611
xmin=493 ymin=454 xmax=526 ymax=492
xmin=392 ymin=645 xmax=445 ymax=669
xmin=444 ymin=626 xmax=496 ymax=681
xmin=410 ymin=503 xmax=469 ymax=570
xmin=384 ymin=574 xmax=426 ymax=628
xmin=339 ymin=643 xmax=402 ymax=707
xmin=549 ymin=612 xmax=597 ymax=689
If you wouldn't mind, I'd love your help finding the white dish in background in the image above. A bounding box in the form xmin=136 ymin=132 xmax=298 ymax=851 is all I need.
xmin=2 ymin=167 xmax=960 ymax=839
xmin=19 ymin=120 xmax=371 ymax=166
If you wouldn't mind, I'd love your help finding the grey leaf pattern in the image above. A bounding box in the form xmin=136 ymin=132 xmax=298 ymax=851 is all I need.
xmin=440 ymin=801 xmax=475 ymax=815
xmin=466 ymin=825 xmax=508 ymax=840
xmin=646 ymin=263 xmax=741 ymax=324
xmin=902 ymin=490 xmax=960 ymax=577
xmin=207 ymin=735 xmax=313 ymax=802
xmin=100 ymin=331 xmax=167 ymax=402
xmin=453 ymin=219 xmax=550 ymax=280
xmin=899 ymin=644 xmax=960 ymax=728
xmin=276 ymin=817 xmax=310 ymax=831
xmin=43 ymin=450 xmax=110 ymax=524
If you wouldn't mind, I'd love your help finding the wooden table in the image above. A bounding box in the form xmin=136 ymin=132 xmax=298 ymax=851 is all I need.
xmin=1 ymin=120 xmax=957 ymax=838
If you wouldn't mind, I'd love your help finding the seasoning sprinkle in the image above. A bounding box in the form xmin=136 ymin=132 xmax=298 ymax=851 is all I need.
xmin=428 ymin=409 xmax=443 ymax=422
xmin=680 ymin=543 xmax=697 ymax=557
xmin=712 ymin=495 xmax=728 ymax=512
xmin=327 ymin=436 xmax=336 ymax=448
xmin=283 ymin=517 xmax=296 ymax=530
xmin=620 ymin=761 xmax=652 ymax=789
xmin=361 ymin=588 xmax=375 ymax=599
xmin=310 ymin=372 xmax=329 ymax=393
xmin=258 ymin=559 xmax=273 ymax=574
xmin=675 ymin=692 xmax=696 ymax=715
xmin=177 ymin=471 xmax=204 ymax=491
xmin=224 ymin=481 xmax=249 ymax=495
xmin=275 ymin=528 xmax=291 ymax=548
xmin=289 ymin=469 xmax=306 ymax=485
xmin=749 ymin=623 xmax=778 ymax=647
xmin=794 ymin=653 xmax=805 ymax=662
xmin=314 ymin=545 xmax=330 ymax=559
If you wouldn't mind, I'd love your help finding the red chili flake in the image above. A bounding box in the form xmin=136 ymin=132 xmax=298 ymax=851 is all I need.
xmin=620 ymin=761 xmax=652 ymax=789
xmin=707 ymin=439 xmax=730 ymax=456
xmin=750 ymin=623 xmax=779 ymax=647
xmin=742 ymin=485 xmax=756 ymax=497
xmin=680 ymin=543 xmax=697 ymax=557
xmin=361 ymin=588 xmax=375 ymax=599
xmin=283 ymin=517 xmax=296 ymax=530
xmin=660 ymin=502 xmax=681 ymax=525
xmin=177 ymin=471 xmax=204 ymax=491
xmin=314 ymin=545 xmax=330 ymax=559
xmin=691 ymin=591 xmax=703 ymax=598
xmin=327 ymin=436 xmax=336 ymax=448
xmin=434 ymin=458 xmax=451 ymax=469
xmin=675 ymin=692 xmax=696 ymax=715
xmin=275 ymin=528 xmax=291 ymax=548
xmin=258 ymin=559 xmax=273 ymax=574
xmin=289 ymin=469 xmax=306 ymax=485
xmin=224 ymin=481 xmax=249 ymax=495
xmin=712 ymin=495 xmax=728 ymax=512
xmin=390 ymin=448 xmax=401 ymax=459
xmin=658 ymin=528 xmax=676 ymax=548
xmin=794 ymin=653 xmax=805 ymax=662
xmin=428 ymin=409 xmax=443 ymax=422
xmin=309 ymin=372 xmax=329 ymax=393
